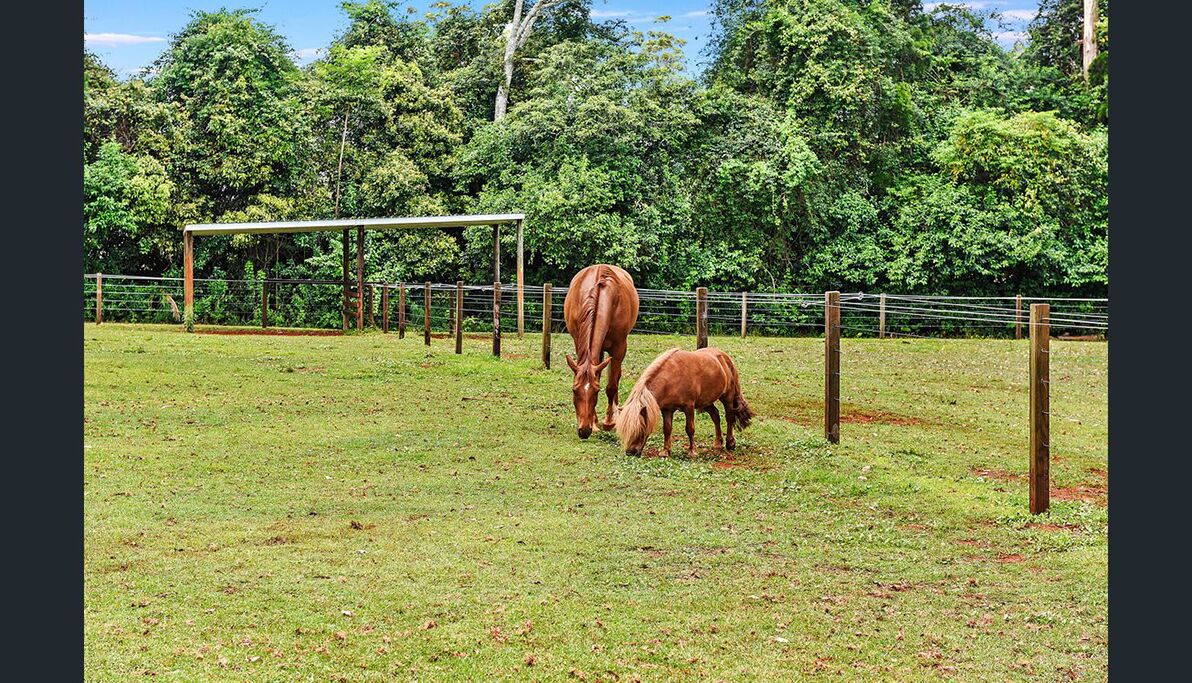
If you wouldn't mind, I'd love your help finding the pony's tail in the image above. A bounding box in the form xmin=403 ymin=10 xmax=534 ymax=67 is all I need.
xmin=728 ymin=364 xmax=754 ymax=431
xmin=615 ymin=387 xmax=660 ymax=448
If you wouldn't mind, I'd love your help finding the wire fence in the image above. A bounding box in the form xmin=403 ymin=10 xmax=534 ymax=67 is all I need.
xmin=83 ymin=275 xmax=1109 ymax=338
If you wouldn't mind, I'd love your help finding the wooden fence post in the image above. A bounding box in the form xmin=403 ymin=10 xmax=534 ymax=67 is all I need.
xmin=740 ymin=292 xmax=747 ymax=339
xmin=696 ymin=287 xmax=708 ymax=349
xmin=455 ymin=281 xmax=464 ymax=355
xmin=492 ymin=282 xmax=502 ymax=357
xmin=879 ymin=293 xmax=886 ymax=339
xmin=542 ymin=283 xmax=552 ymax=369
xmin=824 ymin=291 xmax=841 ymax=444
xmin=423 ymin=282 xmax=431 ymax=346
xmin=261 ymin=280 xmax=269 ymax=328
xmin=341 ymin=229 xmax=350 ymax=331
xmin=95 ymin=273 xmax=103 ymax=324
xmin=1016 ymin=294 xmax=1023 ymax=340
xmin=382 ymin=284 xmax=389 ymax=333
xmin=184 ymin=232 xmax=194 ymax=332
xmin=1029 ymin=303 xmax=1050 ymax=515
xmin=356 ymin=228 xmax=365 ymax=331
xmin=398 ymin=282 xmax=406 ymax=338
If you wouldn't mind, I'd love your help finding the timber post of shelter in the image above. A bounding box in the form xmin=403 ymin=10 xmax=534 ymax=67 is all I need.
xmin=455 ymin=282 xmax=464 ymax=355
xmin=95 ymin=273 xmax=103 ymax=324
xmin=542 ymin=283 xmax=552 ymax=369
xmin=824 ymin=291 xmax=841 ymax=444
xmin=493 ymin=281 xmax=502 ymax=358
xmin=261 ymin=280 xmax=268 ymax=328
xmin=695 ymin=287 xmax=708 ymax=349
xmin=878 ymin=294 xmax=886 ymax=339
xmin=381 ymin=285 xmax=389 ymax=333
xmin=740 ymin=292 xmax=747 ymax=339
xmin=183 ymin=232 xmax=194 ymax=331
xmin=1029 ymin=303 xmax=1051 ymax=514
xmin=516 ymin=219 xmax=525 ymax=338
xmin=423 ymin=282 xmax=431 ymax=346
xmin=398 ymin=283 xmax=406 ymax=338
xmin=180 ymin=214 xmax=524 ymax=333
xmin=1016 ymin=294 xmax=1023 ymax=340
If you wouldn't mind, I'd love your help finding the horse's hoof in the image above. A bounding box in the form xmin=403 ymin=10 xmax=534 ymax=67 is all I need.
xmin=726 ymin=440 xmax=736 ymax=451
xmin=599 ymin=421 xmax=615 ymax=431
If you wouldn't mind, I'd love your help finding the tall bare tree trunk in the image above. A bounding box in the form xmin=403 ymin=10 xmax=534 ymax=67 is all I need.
xmin=494 ymin=0 xmax=525 ymax=121
xmin=1082 ymin=0 xmax=1099 ymax=83
xmin=334 ymin=103 xmax=352 ymax=218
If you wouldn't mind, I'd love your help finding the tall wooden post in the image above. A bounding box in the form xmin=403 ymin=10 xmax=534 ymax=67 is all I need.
xmin=493 ymin=281 xmax=502 ymax=358
xmin=542 ymin=283 xmax=552 ymax=369
xmin=365 ymin=285 xmax=374 ymax=328
xmin=824 ymin=291 xmax=841 ymax=444
xmin=355 ymin=227 xmax=365 ymax=331
xmin=341 ymin=229 xmax=350 ymax=331
xmin=695 ymin=287 xmax=708 ymax=349
xmin=261 ymin=280 xmax=269 ymax=328
xmin=740 ymin=292 xmax=747 ymax=339
xmin=878 ymin=294 xmax=886 ymax=339
xmin=183 ymin=231 xmax=194 ymax=332
xmin=95 ymin=273 xmax=103 ymax=325
xmin=1016 ymin=294 xmax=1023 ymax=340
xmin=382 ymin=285 xmax=390 ymax=333
xmin=1029 ymin=303 xmax=1051 ymax=515
xmin=493 ymin=224 xmax=501 ymax=285
xmin=423 ymin=282 xmax=431 ymax=346
xmin=455 ymin=281 xmax=464 ymax=355
xmin=516 ymin=219 xmax=525 ymax=338
xmin=398 ymin=282 xmax=406 ymax=338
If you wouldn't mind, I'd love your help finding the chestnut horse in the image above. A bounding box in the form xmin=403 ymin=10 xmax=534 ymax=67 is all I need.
xmin=615 ymin=347 xmax=754 ymax=457
xmin=564 ymin=264 xmax=640 ymax=438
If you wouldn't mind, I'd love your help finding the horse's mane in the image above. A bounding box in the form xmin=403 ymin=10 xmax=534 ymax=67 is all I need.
xmin=575 ymin=265 xmax=614 ymax=364
xmin=614 ymin=348 xmax=680 ymax=449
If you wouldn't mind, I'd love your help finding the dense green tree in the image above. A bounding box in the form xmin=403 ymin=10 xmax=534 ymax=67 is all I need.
xmin=84 ymin=141 xmax=175 ymax=273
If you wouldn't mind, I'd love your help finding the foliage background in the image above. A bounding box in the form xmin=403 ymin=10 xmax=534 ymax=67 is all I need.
xmin=84 ymin=0 xmax=1108 ymax=296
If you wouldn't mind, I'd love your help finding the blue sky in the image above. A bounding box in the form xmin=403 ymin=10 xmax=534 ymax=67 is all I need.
xmin=84 ymin=0 xmax=1041 ymax=78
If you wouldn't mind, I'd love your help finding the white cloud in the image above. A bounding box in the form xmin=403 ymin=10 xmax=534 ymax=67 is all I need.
xmin=292 ymin=47 xmax=324 ymax=60
xmin=993 ymin=30 xmax=1027 ymax=43
xmin=1001 ymin=9 xmax=1037 ymax=21
xmin=84 ymin=32 xmax=166 ymax=46
xmin=680 ymin=10 xmax=709 ymax=18
xmin=591 ymin=10 xmax=632 ymax=18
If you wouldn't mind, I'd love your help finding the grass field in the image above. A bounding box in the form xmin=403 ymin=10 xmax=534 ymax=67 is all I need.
xmin=84 ymin=323 xmax=1108 ymax=681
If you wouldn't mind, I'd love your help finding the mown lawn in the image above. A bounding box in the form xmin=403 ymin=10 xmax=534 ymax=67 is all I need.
xmin=84 ymin=323 xmax=1107 ymax=681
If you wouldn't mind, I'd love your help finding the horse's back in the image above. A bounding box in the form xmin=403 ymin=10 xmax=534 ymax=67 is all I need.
xmin=564 ymin=264 xmax=639 ymax=338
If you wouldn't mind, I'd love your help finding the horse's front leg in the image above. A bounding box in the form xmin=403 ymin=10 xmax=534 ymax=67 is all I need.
xmin=662 ymin=409 xmax=675 ymax=457
xmin=722 ymin=397 xmax=736 ymax=451
xmin=600 ymin=345 xmax=625 ymax=431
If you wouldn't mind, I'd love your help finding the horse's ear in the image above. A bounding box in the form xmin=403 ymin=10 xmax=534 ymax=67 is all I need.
xmin=594 ymin=357 xmax=611 ymax=374
xmin=565 ymin=354 xmax=579 ymax=372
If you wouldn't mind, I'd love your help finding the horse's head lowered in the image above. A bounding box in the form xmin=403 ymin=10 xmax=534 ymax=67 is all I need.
xmin=566 ymin=354 xmax=610 ymax=438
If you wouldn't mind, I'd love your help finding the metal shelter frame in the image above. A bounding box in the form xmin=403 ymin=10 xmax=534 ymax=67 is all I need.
xmin=182 ymin=214 xmax=526 ymax=333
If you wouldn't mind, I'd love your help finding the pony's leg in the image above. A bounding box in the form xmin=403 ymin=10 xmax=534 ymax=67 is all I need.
xmin=601 ymin=344 xmax=626 ymax=430
xmin=662 ymin=409 xmax=675 ymax=457
xmin=722 ymin=397 xmax=736 ymax=451
xmin=705 ymin=404 xmax=724 ymax=451
xmin=684 ymin=405 xmax=697 ymax=457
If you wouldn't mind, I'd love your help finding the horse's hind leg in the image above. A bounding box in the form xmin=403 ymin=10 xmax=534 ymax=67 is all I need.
xmin=705 ymin=404 xmax=724 ymax=451
xmin=601 ymin=343 xmax=625 ymax=431
xmin=684 ymin=405 xmax=697 ymax=457
xmin=722 ymin=397 xmax=736 ymax=451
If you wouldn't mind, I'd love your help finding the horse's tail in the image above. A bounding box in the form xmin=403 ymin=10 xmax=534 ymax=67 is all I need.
xmin=725 ymin=357 xmax=754 ymax=431
xmin=615 ymin=386 xmax=660 ymax=448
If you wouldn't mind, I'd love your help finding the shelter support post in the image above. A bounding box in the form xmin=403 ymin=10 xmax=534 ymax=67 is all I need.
xmin=356 ymin=227 xmax=365 ymax=331
xmin=184 ymin=232 xmax=194 ymax=332
xmin=517 ymin=219 xmax=524 ymax=337
xmin=493 ymin=282 xmax=502 ymax=358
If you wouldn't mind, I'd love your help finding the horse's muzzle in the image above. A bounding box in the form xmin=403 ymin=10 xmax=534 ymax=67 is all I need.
xmin=577 ymin=427 xmax=592 ymax=439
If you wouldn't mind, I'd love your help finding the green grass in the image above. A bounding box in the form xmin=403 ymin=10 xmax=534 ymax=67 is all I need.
xmin=84 ymin=323 xmax=1107 ymax=681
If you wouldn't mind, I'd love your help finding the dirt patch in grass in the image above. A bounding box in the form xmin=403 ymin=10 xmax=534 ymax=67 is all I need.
xmin=1023 ymin=522 xmax=1081 ymax=532
xmin=995 ymin=553 xmax=1025 ymax=563
xmin=776 ymin=399 xmax=925 ymax=427
xmin=1052 ymin=483 xmax=1107 ymax=506
xmin=198 ymin=328 xmax=342 ymax=337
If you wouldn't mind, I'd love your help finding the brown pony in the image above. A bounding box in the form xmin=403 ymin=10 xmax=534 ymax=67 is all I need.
xmin=563 ymin=264 xmax=640 ymax=438
xmin=615 ymin=347 xmax=754 ymax=457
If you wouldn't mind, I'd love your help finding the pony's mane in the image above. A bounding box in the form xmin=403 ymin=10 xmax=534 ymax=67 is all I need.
xmin=614 ymin=348 xmax=680 ymax=449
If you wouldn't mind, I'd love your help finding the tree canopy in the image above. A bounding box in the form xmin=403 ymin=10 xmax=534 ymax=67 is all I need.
xmin=84 ymin=0 xmax=1108 ymax=296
